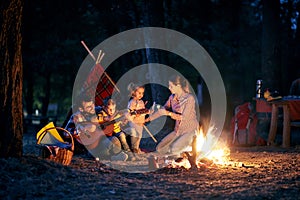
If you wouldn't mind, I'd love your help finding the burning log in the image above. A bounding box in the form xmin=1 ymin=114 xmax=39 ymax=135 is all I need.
xmin=185 ymin=135 xmax=198 ymax=169
xmin=191 ymin=135 xmax=198 ymax=168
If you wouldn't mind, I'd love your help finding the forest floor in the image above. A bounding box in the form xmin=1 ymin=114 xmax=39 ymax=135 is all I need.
xmin=1 ymin=132 xmax=300 ymax=200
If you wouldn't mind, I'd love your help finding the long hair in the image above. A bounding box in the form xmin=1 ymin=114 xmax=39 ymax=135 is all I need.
xmin=127 ymin=82 xmax=145 ymax=97
xmin=169 ymin=75 xmax=190 ymax=93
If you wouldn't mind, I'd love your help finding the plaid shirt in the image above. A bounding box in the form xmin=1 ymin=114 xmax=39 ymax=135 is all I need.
xmin=64 ymin=111 xmax=99 ymax=141
xmin=164 ymin=93 xmax=199 ymax=134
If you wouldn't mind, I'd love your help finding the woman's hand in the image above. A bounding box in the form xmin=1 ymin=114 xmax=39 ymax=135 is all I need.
xmin=158 ymin=108 xmax=182 ymax=121
xmin=170 ymin=113 xmax=182 ymax=120
xmin=158 ymin=108 xmax=168 ymax=115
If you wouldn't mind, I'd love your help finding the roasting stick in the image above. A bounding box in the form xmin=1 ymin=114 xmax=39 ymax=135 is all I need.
xmin=81 ymin=41 xmax=120 ymax=93
xmin=143 ymin=125 xmax=157 ymax=143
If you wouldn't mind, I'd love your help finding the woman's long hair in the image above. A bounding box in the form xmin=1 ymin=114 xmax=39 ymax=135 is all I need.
xmin=169 ymin=75 xmax=190 ymax=93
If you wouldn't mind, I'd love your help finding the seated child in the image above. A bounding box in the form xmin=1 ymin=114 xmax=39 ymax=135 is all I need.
xmin=98 ymin=97 xmax=136 ymax=161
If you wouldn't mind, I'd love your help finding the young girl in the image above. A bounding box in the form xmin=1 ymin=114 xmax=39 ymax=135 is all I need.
xmin=126 ymin=83 xmax=148 ymax=154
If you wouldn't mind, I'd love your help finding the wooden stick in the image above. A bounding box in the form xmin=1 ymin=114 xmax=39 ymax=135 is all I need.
xmin=81 ymin=41 xmax=96 ymax=60
xmin=104 ymin=71 xmax=120 ymax=93
xmin=98 ymin=52 xmax=105 ymax=64
xmin=143 ymin=125 xmax=157 ymax=143
xmin=96 ymin=50 xmax=102 ymax=64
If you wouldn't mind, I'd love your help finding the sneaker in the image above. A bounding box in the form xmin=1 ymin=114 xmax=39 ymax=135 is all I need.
xmin=111 ymin=152 xmax=128 ymax=161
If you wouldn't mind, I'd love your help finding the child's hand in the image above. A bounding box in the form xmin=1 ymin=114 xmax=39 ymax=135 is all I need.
xmin=120 ymin=119 xmax=128 ymax=126
xmin=145 ymin=117 xmax=151 ymax=123
xmin=149 ymin=109 xmax=154 ymax=114
xmin=103 ymin=116 xmax=111 ymax=122
xmin=124 ymin=112 xmax=134 ymax=121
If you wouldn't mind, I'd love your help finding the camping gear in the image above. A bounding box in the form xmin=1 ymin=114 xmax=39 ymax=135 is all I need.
xmin=36 ymin=122 xmax=74 ymax=166
xmin=81 ymin=42 xmax=120 ymax=106
xmin=231 ymin=102 xmax=259 ymax=146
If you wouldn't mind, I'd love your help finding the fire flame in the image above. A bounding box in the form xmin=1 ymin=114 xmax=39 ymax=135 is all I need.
xmin=196 ymin=127 xmax=230 ymax=166
xmin=170 ymin=126 xmax=231 ymax=169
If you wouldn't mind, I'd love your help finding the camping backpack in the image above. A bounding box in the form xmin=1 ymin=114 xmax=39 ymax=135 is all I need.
xmin=231 ymin=102 xmax=258 ymax=146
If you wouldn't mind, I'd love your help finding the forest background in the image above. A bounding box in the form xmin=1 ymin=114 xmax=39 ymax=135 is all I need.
xmin=0 ymin=0 xmax=300 ymax=154
xmin=20 ymin=0 xmax=300 ymax=133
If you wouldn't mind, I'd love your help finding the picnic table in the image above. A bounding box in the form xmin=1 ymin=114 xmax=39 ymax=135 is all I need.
xmin=267 ymin=97 xmax=300 ymax=147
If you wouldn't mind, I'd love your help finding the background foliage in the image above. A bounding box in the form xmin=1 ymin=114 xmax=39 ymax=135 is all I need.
xmin=22 ymin=0 xmax=300 ymax=129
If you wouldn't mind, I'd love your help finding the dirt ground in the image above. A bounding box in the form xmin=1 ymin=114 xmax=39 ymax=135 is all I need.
xmin=1 ymin=133 xmax=300 ymax=200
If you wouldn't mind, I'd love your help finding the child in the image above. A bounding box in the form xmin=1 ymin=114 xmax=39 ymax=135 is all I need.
xmin=65 ymin=94 xmax=128 ymax=161
xmin=98 ymin=97 xmax=136 ymax=161
xmin=127 ymin=83 xmax=149 ymax=154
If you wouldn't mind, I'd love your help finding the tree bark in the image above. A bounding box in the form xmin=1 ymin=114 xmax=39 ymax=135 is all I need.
xmin=0 ymin=0 xmax=24 ymax=157
xmin=261 ymin=0 xmax=281 ymax=91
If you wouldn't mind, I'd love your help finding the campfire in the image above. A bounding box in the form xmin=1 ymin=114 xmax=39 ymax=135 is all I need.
xmin=167 ymin=127 xmax=232 ymax=169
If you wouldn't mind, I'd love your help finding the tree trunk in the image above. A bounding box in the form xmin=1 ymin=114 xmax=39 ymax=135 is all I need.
xmin=0 ymin=0 xmax=24 ymax=157
xmin=261 ymin=0 xmax=281 ymax=92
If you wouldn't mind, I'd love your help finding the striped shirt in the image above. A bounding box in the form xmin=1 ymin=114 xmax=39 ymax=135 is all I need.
xmin=98 ymin=111 xmax=123 ymax=136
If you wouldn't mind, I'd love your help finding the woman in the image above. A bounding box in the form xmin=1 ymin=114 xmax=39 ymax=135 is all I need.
xmin=146 ymin=75 xmax=199 ymax=155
